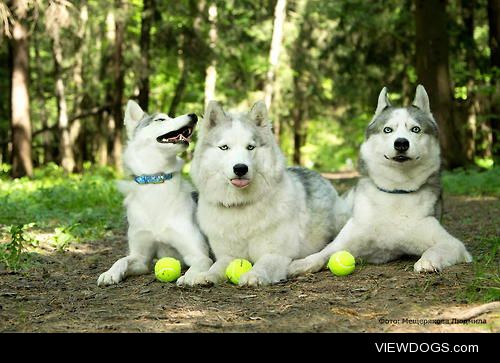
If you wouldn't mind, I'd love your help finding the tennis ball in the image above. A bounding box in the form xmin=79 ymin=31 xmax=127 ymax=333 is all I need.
xmin=225 ymin=259 xmax=253 ymax=284
xmin=327 ymin=251 xmax=355 ymax=276
xmin=154 ymin=257 xmax=181 ymax=282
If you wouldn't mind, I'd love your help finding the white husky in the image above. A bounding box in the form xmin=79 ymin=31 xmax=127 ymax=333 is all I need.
xmin=188 ymin=100 xmax=350 ymax=286
xmin=97 ymin=101 xmax=212 ymax=287
xmin=288 ymin=85 xmax=472 ymax=277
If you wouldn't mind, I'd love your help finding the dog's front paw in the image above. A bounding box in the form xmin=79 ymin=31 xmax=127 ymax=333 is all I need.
xmin=288 ymin=256 xmax=325 ymax=277
xmin=238 ymin=271 xmax=271 ymax=287
xmin=414 ymin=256 xmax=443 ymax=273
xmin=177 ymin=271 xmax=221 ymax=287
xmin=97 ymin=269 xmax=125 ymax=286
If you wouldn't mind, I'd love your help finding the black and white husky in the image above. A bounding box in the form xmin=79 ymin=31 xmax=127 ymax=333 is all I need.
xmin=289 ymin=85 xmax=472 ymax=276
xmin=97 ymin=101 xmax=212 ymax=286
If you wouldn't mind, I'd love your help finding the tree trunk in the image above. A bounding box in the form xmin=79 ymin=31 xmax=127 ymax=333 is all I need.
xmin=111 ymin=0 xmax=126 ymax=172
xmin=265 ymin=0 xmax=287 ymax=141
xmin=204 ymin=2 xmax=217 ymax=109
xmin=292 ymin=0 xmax=309 ymax=166
xmin=461 ymin=0 xmax=478 ymax=162
xmin=97 ymin=10 xmax=114 ymax=167
xmin=52 ymin=33 xmax=75 ymax=173
xmin=70 ymin=2 xmax=89 ymax=172
xmin=138 ymin=0 xmax=153 ymax=111
xmin=33 ymin=29 xmax=53 ymax=165
xmin=488 ymin=0 xmax=500 ymax=163
xmin=10 ymin=2 xmax=33 ymax=178
xmin=414 ymin=0 xmax=466 ymax=169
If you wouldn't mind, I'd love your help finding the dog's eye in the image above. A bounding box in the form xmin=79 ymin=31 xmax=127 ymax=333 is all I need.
xmin=155 ymin=118 xmax=165 ymax=122
xmin=411 ymin=126 xmax=421 ymax=133
xmin=247 ymin=145 xmax=255 ymax=151
xmin=383 ymin=127 xmax=393 ymax=134
xmin=219 ymin=145 xmax=229 ymax=151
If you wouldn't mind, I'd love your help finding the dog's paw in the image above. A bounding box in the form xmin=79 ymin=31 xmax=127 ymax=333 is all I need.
xmin=177 ymin=271 xmax=220 ymax=287
xmin=414 ymin=256 xmax=443 ymax=273
xmin=288 ymin=256 xmax=325 ymax=277
xmin=97 ymin=269 xmax=125 ymax=286
xmin=238 ymin=271 xmax=271 ymax=287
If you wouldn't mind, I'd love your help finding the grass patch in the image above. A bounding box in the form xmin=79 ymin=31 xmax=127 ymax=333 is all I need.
xmin=461 ymin=236 xmax=500 ymax=303
xmin=442 ymin=167 xmax=500 ymax=197
xmin=0 ymin=163 xmax=125 ymax=270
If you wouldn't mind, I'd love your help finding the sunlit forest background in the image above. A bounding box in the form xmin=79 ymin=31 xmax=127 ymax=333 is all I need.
xmin=0 ymin=1 xmax=499 ymax=316
xmin=0 ymin=0 xmax=498 ymax=178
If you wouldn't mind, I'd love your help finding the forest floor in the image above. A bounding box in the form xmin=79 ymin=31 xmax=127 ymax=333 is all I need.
xmin=0 ymin=177 xmax=499 ymax=333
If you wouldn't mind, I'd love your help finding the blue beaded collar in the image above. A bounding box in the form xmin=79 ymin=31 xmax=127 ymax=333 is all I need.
xmin=133 ymin=172 xmax=174 ymax=185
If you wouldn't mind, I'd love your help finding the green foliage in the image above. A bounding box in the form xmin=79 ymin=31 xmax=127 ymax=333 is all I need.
xmin=0 ymin=163 xmax=125 ymax=251
xmin=0 ymin=224 xmax=38 ymax=271
xmin=442 ymin=167 xmax=500 ymax=196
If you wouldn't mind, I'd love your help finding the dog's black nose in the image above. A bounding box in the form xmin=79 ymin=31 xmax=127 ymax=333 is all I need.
xmin=233 ymin=164 xmax=248 ymax=177
xmin=188 ymin=113 xmax=198 ymax=123
xmin=394 ymin=138 xmax=410 ymax=152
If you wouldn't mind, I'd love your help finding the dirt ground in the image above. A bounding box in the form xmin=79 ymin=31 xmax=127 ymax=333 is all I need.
xmin=1 ymin=193 xmax=499 ymax=333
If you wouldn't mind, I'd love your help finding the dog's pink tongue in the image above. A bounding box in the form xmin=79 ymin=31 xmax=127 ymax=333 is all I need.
xmin=231 ymin=179 xmax=250 ymax=188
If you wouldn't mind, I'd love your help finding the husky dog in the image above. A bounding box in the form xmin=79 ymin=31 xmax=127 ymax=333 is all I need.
xmin=188 ymin=100 xmax=350 ymax=286
xmin=97 ymin=101 xmax=212 ymax=287
xmin=288 ymin=85 xmax=472 ymax=276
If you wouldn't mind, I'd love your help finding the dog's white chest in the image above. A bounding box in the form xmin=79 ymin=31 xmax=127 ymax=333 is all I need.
xmin=124 ymin=179 xmax=191 ymax=233
xmin=354 ymin=184 xmax=436 ymax=238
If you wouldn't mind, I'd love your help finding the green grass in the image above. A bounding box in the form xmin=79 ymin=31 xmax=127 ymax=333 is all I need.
xmin=442 ymin=167 xmax=500 ymax=197
xmin=460 ymin=236 xmax=500 ymax=303
xmin=0 ymin=163 xmax=125 ymax=268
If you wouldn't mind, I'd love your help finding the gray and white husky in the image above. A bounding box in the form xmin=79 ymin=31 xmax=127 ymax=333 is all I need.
xmin=188 ymin=100 xmax=350 ymax=286
xmin=288 ymin=85 xmax=472 ymax=276
xmin=97 ymin=100 xmax=212 ymax=287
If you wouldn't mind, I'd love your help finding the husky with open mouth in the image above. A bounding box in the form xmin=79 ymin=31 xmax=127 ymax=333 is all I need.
xmin=288 ymin=85 xmax=472 ymax=277
xmin=97 ymin=101 xmax=212 ymax=286
xmin=187 ymin=100 xmax=351 ymax=286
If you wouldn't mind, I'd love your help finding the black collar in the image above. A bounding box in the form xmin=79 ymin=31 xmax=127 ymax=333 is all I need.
xmin=376 ymin=185 xmax=418 ymax=194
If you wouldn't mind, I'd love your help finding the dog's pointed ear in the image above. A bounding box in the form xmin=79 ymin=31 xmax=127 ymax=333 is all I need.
xmin=412 ymin=84 xmax=431 ymax=113
xmin=374 ymin=87 xmax=391 ymax=117
xmin=248 ymin=100 xmax=269 ymax=127
xmin=124 ymin=100 xmax=145 ymax=138
xmin=204 ymin=100 xmax=227 ymax=129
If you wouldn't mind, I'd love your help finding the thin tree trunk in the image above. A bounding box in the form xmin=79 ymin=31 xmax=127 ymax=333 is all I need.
xmin=414 ymin=0 xmax=466 ymax=169
xmin=52 ymin=33 xmax=75 ymax=173
xmin=462 ymin=0 xmax=478 ymax=162
xmin=10 ymin=2 xmax=33 ymax=178
xmin=97 ymin=10 xmax=114 ymax=167
xmin=204 ymin=2 xmax=217 ymax=109
xmin=265 ymin=0 xmax=287 ymax=141
xmin=292 ymin=0 xmax=309 ymax=166
xmin=111 ymin=0 xmax=126 ymax=172
xmin=33 ymin=29 xmax=53 ymax=164
xmin=70 ymin=2 xmax=89 ymax=172
xmin=488 ymin=0 xmax=500 ymax=163
xmin=138 ymin=0 xmax=153 ymax=110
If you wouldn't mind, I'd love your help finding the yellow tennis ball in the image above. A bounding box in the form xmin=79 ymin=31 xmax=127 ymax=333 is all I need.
xmin=225 ymin=259 xmax=253 ymax=284
xmin=154 ymin=257 xmax=181 ymax=282
xmin=327 ymin=251 xmax=355 ymax=276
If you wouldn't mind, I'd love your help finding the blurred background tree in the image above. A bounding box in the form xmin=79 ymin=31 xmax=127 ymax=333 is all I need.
xmin=0 ymin=0 xmax=498 ymax=177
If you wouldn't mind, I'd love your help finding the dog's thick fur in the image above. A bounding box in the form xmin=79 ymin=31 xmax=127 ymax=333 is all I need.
xmin=188 ymin=101 xmax=350 ymax=286
xmin=97 ymin=101 xmax=212 ymax=287
xmin=288 ymin=85 xmax=472 ymax=276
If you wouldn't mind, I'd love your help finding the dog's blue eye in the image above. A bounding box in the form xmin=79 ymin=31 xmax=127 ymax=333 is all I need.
xmin=383 ymin=127 xmax=393 ymax=134
xmin=411 ymin=126 xmax=421 ymax=133
xmin=247 ymin=145 xmax=255 ymax=151
xmin=219 ymin=145 xmax=229 ymax=151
